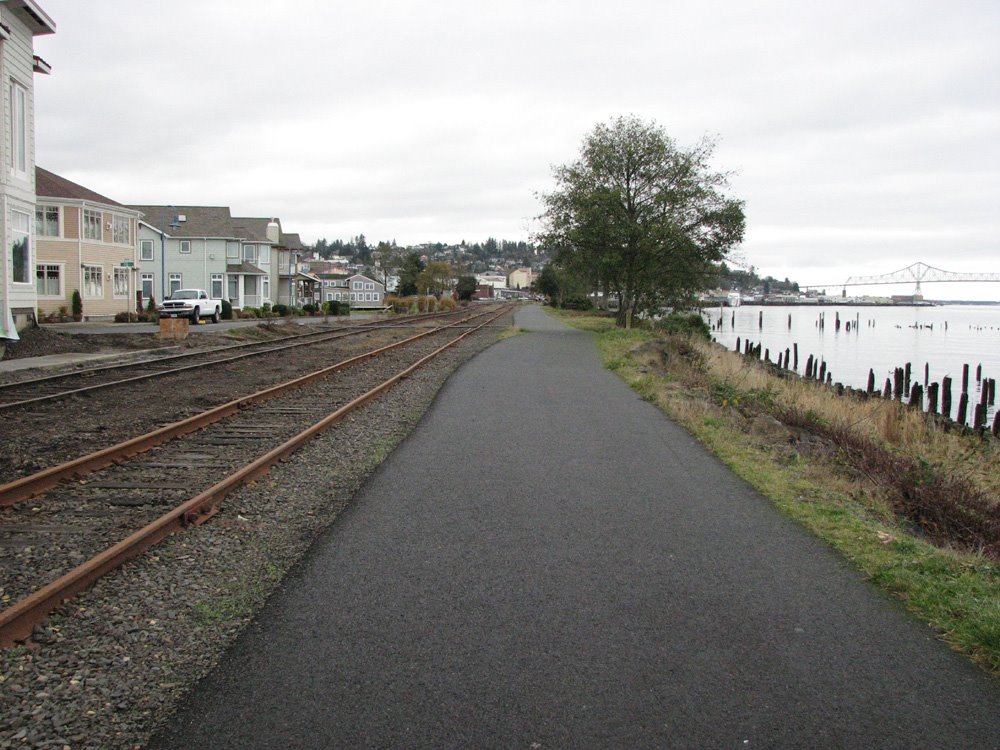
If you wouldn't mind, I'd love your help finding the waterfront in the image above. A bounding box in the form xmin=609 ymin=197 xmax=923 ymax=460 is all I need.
xmin=705 ymin=304 xmax=1000 ymax=425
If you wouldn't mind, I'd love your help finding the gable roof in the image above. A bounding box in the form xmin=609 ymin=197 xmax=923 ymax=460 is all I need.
xmin=36 ymin=167 xmax=128 ymax=208
xmin=129 ymin=205 xmax=237 ymax=238
xmin=280 ymin=232 xmax=304 ymax=251
xmin=232 ymin=216 xmax=278 ymax=244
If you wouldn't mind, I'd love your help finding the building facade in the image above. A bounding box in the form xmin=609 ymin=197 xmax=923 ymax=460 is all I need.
xmin=0 ymin=1 xmax=55 ymax=338
xmin=131 ymin=205 xmax=274 ymax=311
xmin=316 ymin=272 xmax=386 ymax=309
xmin=35 ymin=167 xmax=140 ymax=319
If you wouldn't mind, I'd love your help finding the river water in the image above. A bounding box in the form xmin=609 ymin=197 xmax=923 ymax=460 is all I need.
xmin=704 ymin=304 xmax=1000 ymax=426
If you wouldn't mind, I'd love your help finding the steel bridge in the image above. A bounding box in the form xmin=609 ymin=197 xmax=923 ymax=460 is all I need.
xmin=804 ymin=262 xmax=1000 ymax=297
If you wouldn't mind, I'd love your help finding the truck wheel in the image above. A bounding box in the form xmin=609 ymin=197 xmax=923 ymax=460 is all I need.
xmin=191 ymin=306 xmax=200 ymax=324
xmin=211 ymin=307 xmax=220 ymax=324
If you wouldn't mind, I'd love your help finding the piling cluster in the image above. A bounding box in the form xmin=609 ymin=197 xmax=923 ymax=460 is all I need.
xmin=733 ymin=337 xmax=999 ymax=437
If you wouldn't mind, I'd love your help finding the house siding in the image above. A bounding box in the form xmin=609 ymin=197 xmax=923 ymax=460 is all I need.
xmin=35 ymin=199 xmax=141 ymax=319
xmin=1 ymin=8 xmax=44 ymax=331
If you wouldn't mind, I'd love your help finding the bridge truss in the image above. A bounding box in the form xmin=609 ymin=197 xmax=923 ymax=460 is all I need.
xmin=807 ymin=262 xmax=1000 ymax=296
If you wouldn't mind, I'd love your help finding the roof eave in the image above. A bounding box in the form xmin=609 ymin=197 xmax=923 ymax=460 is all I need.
xmin=9 ymin=0 xmax=56 ymax=35
xmin=32 ymin=54 xmax=51 ymax=74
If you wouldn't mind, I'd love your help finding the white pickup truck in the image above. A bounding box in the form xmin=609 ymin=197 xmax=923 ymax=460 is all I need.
xmin=157 ymin=288 xmax=223 ymax=324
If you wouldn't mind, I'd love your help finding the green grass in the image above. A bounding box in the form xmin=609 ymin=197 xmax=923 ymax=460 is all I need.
xmin=554 ymin=309 xmax=1000 ymax=677
xmin=193 ymin=562 xmax=283 ymax=625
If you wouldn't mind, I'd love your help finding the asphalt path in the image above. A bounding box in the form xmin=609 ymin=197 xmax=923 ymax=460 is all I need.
xmin=150 ymin=305 xmax=1000 ymax=749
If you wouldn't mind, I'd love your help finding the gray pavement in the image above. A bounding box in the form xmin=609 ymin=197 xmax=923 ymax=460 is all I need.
xmin=150 ymin=305 xmax=1000 ymax=749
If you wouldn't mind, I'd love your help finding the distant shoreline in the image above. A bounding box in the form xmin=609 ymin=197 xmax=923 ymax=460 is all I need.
xmin=704 ymin=300 xmax=1000 ymax=308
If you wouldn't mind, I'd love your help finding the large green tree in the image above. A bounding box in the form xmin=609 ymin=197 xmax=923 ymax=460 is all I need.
xmin=397 ymin=251 xmax=425 ymax=296
xmin=539 ymin=116 xmax=745 ymax=327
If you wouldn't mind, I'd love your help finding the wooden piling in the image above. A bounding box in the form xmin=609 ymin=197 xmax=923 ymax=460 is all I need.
xmin=924 ymin=362 xmax=929 ymax=387
xmin=758 ymin=311 xmax=763 ymax=330
xmin=904 ymin=362 xmax=911 ymax=394
xmin=910 ymin=383 xmax=923 ymax=411
xmin=787 ymin=313 xmax=791 ymax=330
xmin=883 ymin=378 xmax=892 ymax=399
xmin=941 ymin=376 xmax=952 ymax=419
xmin=793 ymin=343 xmax=798 ymax=370
xmin=735 ymin=336 xmax=741 ymax=353
xmin=974 ymin=403 xmax=986 ymax=430
xmin=976 ymin=363 xmax=982 ymax=382
xmin=866 ymin=369 xmax=875 ymax=395
xmin=806 ymin=355 xmax=814 ymax=379
xmin=957 ymin=392 xmax=969 ymax=425
xmin=819 ymin=361 xmax=827 ymax=383
xmin=962 ymin=364 xmax=969 ymax=393
xmin=927 ymin=382 xmax=939 ymax=414
xmin=993 ymin=410 xmax=1000 ymax=437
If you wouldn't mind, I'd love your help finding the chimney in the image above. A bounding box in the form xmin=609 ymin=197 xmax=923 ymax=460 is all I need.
xmin=266 ymin=218 xmax=280 ymax=244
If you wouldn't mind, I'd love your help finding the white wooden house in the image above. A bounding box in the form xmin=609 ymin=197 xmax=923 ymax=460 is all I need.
xmin=0 ymin=0 xmax=55 ymax=340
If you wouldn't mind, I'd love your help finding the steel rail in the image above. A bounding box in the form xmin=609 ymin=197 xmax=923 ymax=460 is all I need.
xmin=0 ymin=308 xmax=472 ymax=411
xmin=0 ymin=307 xmax=499 ymax=506
xmin=0 ymin=306 xmax=509 ymax=646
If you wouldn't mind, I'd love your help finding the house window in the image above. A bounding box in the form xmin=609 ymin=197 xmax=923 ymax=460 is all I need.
xmin=113 ymin=267 xmax=129 ymax=298
xmin=259 ymin=246 xmax=270 ymax=264
xmin=10 ymin=208 xmax=30 ymax=283
xmin=325 ymin=292 xmax=333 ymax=302
xmin=350 ymin=292 xmax=356 ymax=301
xmin=352 ymin=281 xmax=363 ymax=290
xmin=262 ymin=278 xmax=270 ymax=301
xmin=365 ymin=282 xmax=374 ymax=290
xmin=228 ymin=275 xmax=238 ymax=301
xmin=226 ymin=241 xmax=239 ymax=259
xmin=113 ymin=216 xmax=130 ymax=244
xmin=179 ymin=240 xmax=191 ymax=254
xmin=373 ymin=292 xmax=380 ymax=302
xmin=243 ymin=244 xmax=256 ymax=262
xmin=211 ymin=273 xmax=223 ymax=299
xmin=140 ymin=239 xmax=154 ymax=261
xmin=83 ymin=264 xmax=103 ymax=298
xmin=141 ymin=273 xmax=154 ymax=301
xmin=36 ymin=264 xmax=61 ymax=296
xmin=9 ymin=81 xmax=26 ymax=176
xmin=168 ymin=273 xmax=182 ymax=295
xmin=83 ymin=209 xmax=102 ymax=241
xmin=36 ymin=205 xmax=59 ymax=237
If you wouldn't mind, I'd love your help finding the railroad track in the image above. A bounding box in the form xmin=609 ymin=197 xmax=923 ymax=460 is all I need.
xmin=0 ymin=308 xmax=473 ymax=411
xmin=0 ymin=307 xmax=500 ymax=488
xmin=0 ymin=304 xmax=511 ymax=646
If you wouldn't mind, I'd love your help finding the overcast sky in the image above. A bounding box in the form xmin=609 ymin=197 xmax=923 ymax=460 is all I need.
xmin=32 ymin=0 xmax=1000 ymax=299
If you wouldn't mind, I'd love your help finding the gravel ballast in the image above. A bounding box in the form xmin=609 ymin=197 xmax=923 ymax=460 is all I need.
xmin=0 ymin=315 xmax=510 ymax=750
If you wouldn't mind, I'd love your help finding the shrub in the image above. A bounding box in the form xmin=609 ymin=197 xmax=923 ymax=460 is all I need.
xmin=656 ymin=312 xmax=711 ymax=341
xmin=146 ymin=295 xmax=157 ymax=314
xmin=438 ymin=297 xmax=456 ymax=311
xmin=560 ymin=294 xmax=593 ymax=310
xmin=302 ymin=303 xmax=317 ymax=315
xmin=114 ymin=311 xmax=133 ymax=323
xmin=272 ymin=303 xmax=289 ymax=317
xmin=221 ymin=299 xmax=233 ymax=320
xmin=71 ymin=289 xmax=83 ymax=321
xmin=261 ymin=302 xmax=273 ymax=317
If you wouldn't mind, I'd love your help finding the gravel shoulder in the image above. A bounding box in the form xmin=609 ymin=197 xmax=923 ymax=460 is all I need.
xmin=0 ymin=315 xmax=511 ymax=750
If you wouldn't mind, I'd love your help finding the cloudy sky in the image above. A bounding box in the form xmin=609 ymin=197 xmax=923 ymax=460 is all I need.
xmin=33 ymin=0 xmax=1000 ymax=299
